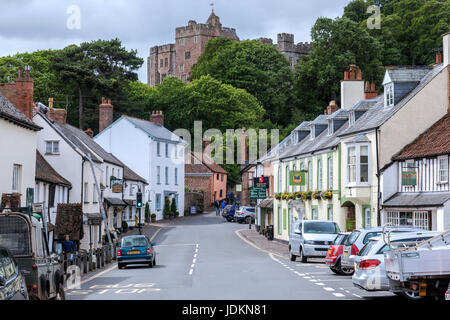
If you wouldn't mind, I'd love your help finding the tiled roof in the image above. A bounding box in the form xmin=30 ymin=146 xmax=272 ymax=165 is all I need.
xmin=383 ymin=192 xmax=450 ymax=207
xmin=35 ymin=151 xmax=71 ymax=186
xmin=185 ymin=151 xmax=226 ymax=175
xmin=55 ymin=123 xmax=123 ymax=166
xmin=123 ymin=164 xmax=147 ymax=184
xmin=385 ymin=67 xmax=431 ymax=83
xmin=0 ymin=93 xmax=41 ymax=131
xmin=339 ymin=65 xmax=445 ymax=137
xmin=393 ymin=112 xmax=450 ymax=160
xmin=122 ymin=115 xmax=183 ymax=143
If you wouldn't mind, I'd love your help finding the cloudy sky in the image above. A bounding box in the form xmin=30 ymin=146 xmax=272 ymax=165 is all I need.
xmin=0 ymin=0 xmax=350 ymax=82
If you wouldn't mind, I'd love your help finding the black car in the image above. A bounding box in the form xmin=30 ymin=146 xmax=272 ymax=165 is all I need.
xmin=0 ymin=247 xmax=29 ymax=300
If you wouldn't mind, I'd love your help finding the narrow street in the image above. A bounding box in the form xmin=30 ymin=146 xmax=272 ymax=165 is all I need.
xmin=66 ymin=211 xmax=399 ymax=300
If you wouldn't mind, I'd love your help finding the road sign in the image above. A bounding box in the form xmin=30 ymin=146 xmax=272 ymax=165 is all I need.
xmin=250 ymin=186 xmax=267 ymax=199
xmin=253 ymin=176 xmax=269 ymax=188
xmin=289 ymin=171 xmax=306 ymax=186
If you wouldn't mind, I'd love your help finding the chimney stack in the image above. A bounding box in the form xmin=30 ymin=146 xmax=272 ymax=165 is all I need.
xmin=0 ymin=67 xmax=34 ymax=120
xmin=99 ymin=97 xmax=114 ymax=132
xmin=150 ymin=110 xmax=164 ymax=126
xmin=340 ymin=65 xmax=365 ymax=109
xmin=364 ymin=81 xmax=378 ymax=100
xmin=443 ymin=29 xmax=450 ymax=67
xmin=46 ymin=97 xmax=67 ymax=124
xmin=324 ymin=100 xmax=339 ymax=115
xmin=436 ymin=53 xmax=442 ymax=64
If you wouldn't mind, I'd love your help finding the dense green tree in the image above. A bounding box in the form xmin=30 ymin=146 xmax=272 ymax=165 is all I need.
xmin=294 ymin=17 xmax=384 ymax=114
xmin=51 ymin=38 xmax=143 ymax=129
xmin=190 ymin=38 xmax=296 ymax=127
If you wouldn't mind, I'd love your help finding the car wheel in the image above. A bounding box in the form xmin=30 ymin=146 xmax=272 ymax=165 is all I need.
xmin=399 ymin=289 xmax=425 ymax=301
xmin=289 ymin=247 xmax=296 ymax=262
xmin=299 ymin=247 xmax=307 ymax=263
xmin=118 ymin=263 xmax=124 ymax=269
xmin=329 ymin=267 xmax=341 ymax=274
xmin=336 ymin=259 xmax=354 ymax=276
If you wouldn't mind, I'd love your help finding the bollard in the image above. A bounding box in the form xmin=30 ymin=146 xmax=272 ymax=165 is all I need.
xmin=96 ymin=249 xmax=100 ymax=269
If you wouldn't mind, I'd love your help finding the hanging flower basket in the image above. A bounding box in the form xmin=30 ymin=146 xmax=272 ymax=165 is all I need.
xmin=293 ymin=192 xmax=303 ymax=200
xmin=312 ymin=191 xmax=322 ymax=200
xmin=321 ymin=190 xmax=333 ymax=200
xmin=274 ymin=193 xmax=282 ymax=200
xmin=302 ymin=191 xmax=312 ymax=200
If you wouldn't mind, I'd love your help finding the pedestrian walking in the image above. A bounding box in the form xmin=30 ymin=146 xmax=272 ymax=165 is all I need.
xmin=215 ymin=200 xmax=220 ymax=216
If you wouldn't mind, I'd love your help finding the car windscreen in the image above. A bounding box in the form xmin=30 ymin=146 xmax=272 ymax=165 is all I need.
xmin=333 ymin=234 xmax=345 ymax=245
xmin=362 ymin=231 xmax=382 ymax=244
xmin=345 ymin=231 xmax=361 ymax=246
xmin=358 ymin=239 xmax=378 ymax=256
xmin=121 ymin=237 xmax=149 ymax=248
xmin=303 ymin=221 xmax=339 ymax=234
xmin=0 ymin=215 xmax=31 ymax=256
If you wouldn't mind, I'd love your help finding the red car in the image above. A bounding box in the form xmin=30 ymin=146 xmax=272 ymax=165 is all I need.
xmin=325 ymin=232 xmax=354 ymax=275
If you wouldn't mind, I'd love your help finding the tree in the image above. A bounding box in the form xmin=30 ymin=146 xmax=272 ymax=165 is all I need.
xmin=170 ymin=198 xmax=177 ymax=214
xmin=51 ymin=38 xmax=143 ymax=129
xmin=294 ymin=17 xmax=384 ymax=115
xmin=190 ymin=38 xmax=296 ymax=127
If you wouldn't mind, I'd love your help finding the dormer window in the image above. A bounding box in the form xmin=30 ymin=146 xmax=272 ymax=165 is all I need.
xmin=327 ymin=120 xmax=333 ymax=136
xmin=310 ymin=126 xmax=315 ymax=140
xmin=384 ymin=83 xmax=394 ymax=107
xmin=349 ymin=112 xmax=355 ymax=126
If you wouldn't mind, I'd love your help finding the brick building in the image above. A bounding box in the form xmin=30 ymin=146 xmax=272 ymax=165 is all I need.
xmin=148 ymin=10 xmax=239 ymax=85
xmin=148 ymin=11 xmax=312 ymax=85
xmin=185 ymin=150 xmax=227 ymax=210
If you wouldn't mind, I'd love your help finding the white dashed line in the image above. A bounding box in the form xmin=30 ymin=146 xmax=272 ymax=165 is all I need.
xmin=333 ymin=293 xmax=345 ymax=297
xmin=303 ymin=276 xmax=311 ymax=279
xmin=323 ymin=287 xmax=335 ymax=291
xmin=315 ymin=283 xmax=325 ymax=286
xmin=189 ymin=269 xmax=193 ymax=275
xmin=352 ymin=293 xmax=362 ymax=298
xmin=193 ymin=259 xmax=196 ymax=263
xmin=188 ymin=243 xmax=198 ymax=275
xmin=309 ymin=279 xmax=317 ymax=282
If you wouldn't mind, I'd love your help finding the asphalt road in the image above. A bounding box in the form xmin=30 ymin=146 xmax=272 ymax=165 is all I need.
xmin=65 ymin=211 xmax=399 ymax=300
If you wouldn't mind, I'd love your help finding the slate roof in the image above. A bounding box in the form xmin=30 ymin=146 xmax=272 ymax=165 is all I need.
xmin=383 ymin=192 xmax=450 ymax=207
xmin=123 ymin=164 xmax=147 ymax=184
xmin=339 ymin=65 xmax=445 ymax=137
xmin=393 ymin=112 xmax=450 ymax=160
xmin=385 ymin=67 xmax=431 ymax=83
xmin=0 ymin=93 xmax=41 ymax=131
xmin=35 ymin=151 xmax=71 ymax=186
xmin=278 ymin=115 xmax=349 ymax=160
xmin=185 ymin=151 xmax=226 ymax=175
xmin=54 ymin=122 xmax=124 ymax=166
xmin=121 ymin=115 xmax=183 ymax=143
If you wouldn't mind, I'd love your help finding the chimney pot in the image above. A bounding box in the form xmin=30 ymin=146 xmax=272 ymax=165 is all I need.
xmin=150 ymin=110 xmax=164 ymax=126
xmin=344 ymin=71 xmax=349 ymax=80
xmin=85 ymin=128 xmax=94 ymax=138
xmin=48 ymin=97 xmax=54 ymax=109
xmin=436 ymin=53 xmax=442 ymax=64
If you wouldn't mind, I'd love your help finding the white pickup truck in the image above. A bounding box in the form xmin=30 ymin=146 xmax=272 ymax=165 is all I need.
xmin=384 ymin=229 xmax=450 ymax=300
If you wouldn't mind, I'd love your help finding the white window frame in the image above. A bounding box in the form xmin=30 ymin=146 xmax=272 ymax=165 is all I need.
xmin=327 ymin=120 xmax=333 ymax=136
xmin=328 ymin=156 xmax=333 ymax=190
xmin=300 ymin=162 xmax=306 ymax=192
xmin=308 ymin=161 xmax=313 ymax=190
xmin=310 ymin=126 xmax=315 ymax=140
xmin=84 ymin=182 xmax=89 ymax=203
xmin=346 ymin=143 xmax=370 ymax=186
xmin=157 ymin=166 xmax=161 ymax=184
xmin=165 ymin=166 xmax=169 ymax=185
xmin=318 ymin=158 xmax=323 ymax=190
xmin=386 ymin=211 xmax=428 ymax=230
xmin=285 ymin=165 xmax=289 ymax=192
xmin=385 ymin=83 xmax=394 ymax=108
xmin=438 ymin=155 xmax=448 ymax=184
xmin=364 ymin=207 xmax=371 ymax=227
xmin=12 ymin=164 xmax=21 ymax=192
xmin=327 ymin=206 xmax=333 ymax=221
xmin=165 ymin=143 xmax=169 ymax=158
xmin=277 ymin=165 xmax=282 ymax=193
xmin=175 ymin=168 xmax=178 ymax=185
xmin=349 ymin=112 xmax=355 ymax=126
xmin=45 ymin=141 xmax=60 ymax=155
xmin=157 ymin=142 xmax=161 ymax=156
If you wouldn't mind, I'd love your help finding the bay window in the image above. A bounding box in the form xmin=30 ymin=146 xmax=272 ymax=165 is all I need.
xmin=347 ymin=144 xmax=370 ymax=185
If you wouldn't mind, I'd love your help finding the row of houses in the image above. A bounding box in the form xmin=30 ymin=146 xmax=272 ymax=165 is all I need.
xmin=245 ymin=30 xmax=450 ymax=241
xmin=0 ymin=71 xmax=228 ymax=252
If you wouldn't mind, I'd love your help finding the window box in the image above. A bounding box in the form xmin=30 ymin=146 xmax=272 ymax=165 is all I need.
xmin=321 ymin=190 xmax=333 ymax=200
xmin=312 ymin=191 xmax=322 ymax=200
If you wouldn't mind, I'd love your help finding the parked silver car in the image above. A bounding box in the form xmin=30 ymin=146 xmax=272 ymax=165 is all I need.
xmin=234 ymin=206 xmax=256 ymax=223
xmin=352 ymin=231 xmax=438 ymax=300
xmin=289 ymin=220 xmax=340 ymax=263
xmin=341 ymin=227 xmax=422 ymax=270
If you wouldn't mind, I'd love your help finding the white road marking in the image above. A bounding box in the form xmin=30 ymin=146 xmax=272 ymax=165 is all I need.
xmin=315 ymin=283 xmax=325 ymax=286
xmin=155 ymin=243 xmax=197 ymax=247
xmin=193 ymin=259 xmax=196 ymax=263
xmin=189 ymin=269 xmax=193 ymax=275
xmin=324 ymin=287 xmax=335 ymax=291
xmin=333 ymin=293 xmax=345 ymax=297
xmin=353 ymin=293 xmax=362 ymax=298
xmin=309 ymin=279 xmax=317 ymax=282
xmin=194 ymin=254 xmax=197 ymax=258
xmin=303 ymin=276 xmax=311 ymax=279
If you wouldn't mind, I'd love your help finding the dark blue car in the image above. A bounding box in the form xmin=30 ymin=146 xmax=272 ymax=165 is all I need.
xmin=117 ymin=235 xmax=156 ymax=269
xmin=222 ymin=205 xmax=236 ymax=222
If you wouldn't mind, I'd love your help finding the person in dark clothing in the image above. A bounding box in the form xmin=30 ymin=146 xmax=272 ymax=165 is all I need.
xmin=62 ymin=234 xmax=76 ymax=254
xmin=214 ymin=200 xmax=220 ymax=216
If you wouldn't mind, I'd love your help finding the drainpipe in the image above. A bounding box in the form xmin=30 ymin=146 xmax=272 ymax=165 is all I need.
xmin=375 ymin=128 xmax=381 ymax=226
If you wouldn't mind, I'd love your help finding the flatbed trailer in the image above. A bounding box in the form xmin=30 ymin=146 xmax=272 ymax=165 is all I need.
xmin=384 ymin=229 xmax=450 ymax=299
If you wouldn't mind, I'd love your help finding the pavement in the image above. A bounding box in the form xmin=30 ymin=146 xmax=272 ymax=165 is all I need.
xmin=65 ymin=211 xmax=399 ymax=300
